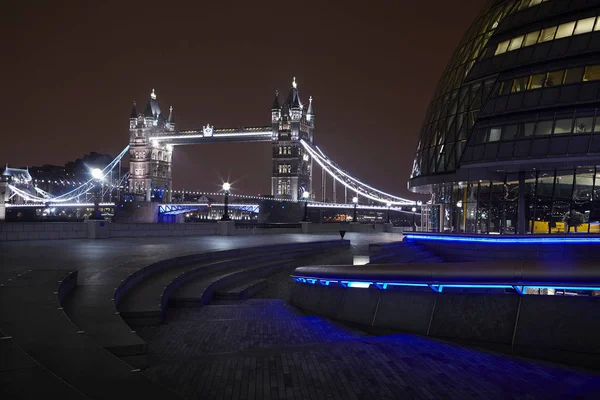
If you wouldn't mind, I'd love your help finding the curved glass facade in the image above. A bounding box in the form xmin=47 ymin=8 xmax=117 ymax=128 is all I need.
xmin=410 ymin=0 xmax=600 ymax=234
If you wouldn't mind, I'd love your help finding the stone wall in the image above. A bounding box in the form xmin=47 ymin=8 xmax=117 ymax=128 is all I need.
xmin=291 ymin=284 xmax=600 ymax=368
xmin=0 ymin=222 xmax=87 ymax=241
xmin=407 ymin=236 xmax=600 ymax=261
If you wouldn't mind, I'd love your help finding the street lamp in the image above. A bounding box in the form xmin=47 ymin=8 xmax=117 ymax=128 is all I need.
xmin=90 ymin=168 xmax=103 ymax=220
xmin=352 ymin=196 xmax=358 ymax=222
xmin=412 ymin=205 xmax=417 ymax=232
xmin=302 ymin=191 xmax=310 ymax=222
xmin=221 ymin=182 xmax=231 ymax=221
xmin=386 ymin=202 xmax=392 ymax=224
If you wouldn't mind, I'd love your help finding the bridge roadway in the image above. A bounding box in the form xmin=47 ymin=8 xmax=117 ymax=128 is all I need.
xmin=2 ymin=233 xmax=600 ymax=399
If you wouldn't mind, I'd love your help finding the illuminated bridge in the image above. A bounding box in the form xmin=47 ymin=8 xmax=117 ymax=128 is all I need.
xmin=1 ymin=79 xmax=420 ymax=222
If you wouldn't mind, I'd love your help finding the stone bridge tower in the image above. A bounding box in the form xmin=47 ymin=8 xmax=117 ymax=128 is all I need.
xmin=270 ymin=78 xmax=314 ymax=201
xmin=128 ymin=90 xmax=174 ymax=202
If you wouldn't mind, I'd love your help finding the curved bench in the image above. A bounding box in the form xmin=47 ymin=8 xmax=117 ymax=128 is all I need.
xmin=0 ymin=270 xmax=182 ymax=399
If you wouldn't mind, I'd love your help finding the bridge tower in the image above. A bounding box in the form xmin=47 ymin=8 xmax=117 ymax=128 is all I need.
xmin=128 ymin=90 xmax=173 ymax=202
xmin=270 ymin=78 xmax=314 ymax=201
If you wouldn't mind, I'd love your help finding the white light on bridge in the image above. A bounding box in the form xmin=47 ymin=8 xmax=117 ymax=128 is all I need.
xmin=91 ymin=168 xmax=103 ymax=180
xmin=222 ymin=182 xmax=231 ymax=191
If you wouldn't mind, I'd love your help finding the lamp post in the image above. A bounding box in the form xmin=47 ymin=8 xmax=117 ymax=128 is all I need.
xmin=352 ymin=196 xmax=358 ymax=222
xmin=386 ymin=202 xmax=391 ymax=224
xmin=90 ymin=168 xmax=103 ymax=220
xmin=221 ymin=182 xmax=231 ymax=221
xmin=411 ymin=205 xmax=417 ymax=232
xmin=302 ymin=191 xmax=310 ymax=221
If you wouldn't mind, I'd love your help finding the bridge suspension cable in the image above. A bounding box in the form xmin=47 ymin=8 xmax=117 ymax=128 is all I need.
xmin=8 ymin=145 xmax=130 ymax=203
xmin=300 ymin=140 xmax=414 ymax=205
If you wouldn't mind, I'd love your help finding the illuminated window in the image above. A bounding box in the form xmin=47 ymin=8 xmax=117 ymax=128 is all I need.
xmin=495 ymin=40 xmax=510 ymax=55
xmin=539 ymin=26 xmax=557 ymax=42
xmin=564 ymin=67 xmax=584 ymax=84
xmin=574 ymin=117 xmax=593 ymax=133
xmin=584 ymin=65 xmax=600 ymax=81
xmin=535 ymin=120 xmax=554 ymax=136
xmin=523 ymin=31 xmax=540 ymax=47
xmin=489 ymin=127 xmax=502 ymax=142
xmin=512 ymin=76 xmax=529 ymax=92
xmin=279 ymin=147 xmax=282 ymax=154
xmin=522 ymin=123 xmax=535 ymax=137
xmin=555 ymin=22 xmax=576 ymax=39
xmin=508 ymin=35 xmax=524 ymax=51
xmin=574 ymin=17 xmax=596 ymax=35
xmin=499 ymin=81 xmax=512 ymax=95
xmin=545 ymin=70 xmax=564 ymax=87
xmin=553 ymin=119 xmax=573 ymax=134
xmin=529 ymin=73 xmax=546 ymax=89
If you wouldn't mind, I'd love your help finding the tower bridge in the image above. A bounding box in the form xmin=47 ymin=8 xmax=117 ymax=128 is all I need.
xmin=1 ymin=78 xmax=417 ymax=221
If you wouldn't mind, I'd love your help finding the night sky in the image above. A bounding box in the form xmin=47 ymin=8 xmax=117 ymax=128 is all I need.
xmin=1 ymin=0 xmax=488 ymax=200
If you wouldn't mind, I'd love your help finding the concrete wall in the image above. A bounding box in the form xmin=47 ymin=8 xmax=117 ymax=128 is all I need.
xmin=0 ymin=221 xmax=220 ymax=241
xmin=291 ymin=284 xmax=600 ymax=368
xmin=0 ymin=222 xmax=87 ymax=241
xmin=408 ymin=237 xmax=600 ymax=261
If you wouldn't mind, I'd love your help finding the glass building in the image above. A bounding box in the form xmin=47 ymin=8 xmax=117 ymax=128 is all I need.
xmin=409 ymin=0 xmax=600 ymax=234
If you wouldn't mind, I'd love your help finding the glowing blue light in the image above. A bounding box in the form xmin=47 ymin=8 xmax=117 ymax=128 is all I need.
xmin=343 ymin=281 xmax=371 ymax=289
xmin=524 ymin=286 xmax=600 ymax=291
xmin=375 ymin=282 xmax=429 ymax=290
xmin=318 ymin=280 xmax=337 ymax=286
xmin=437 ymin=284 xmax=514 ymax=293
xmin=404 ymin=234 xmax=600 ymax=244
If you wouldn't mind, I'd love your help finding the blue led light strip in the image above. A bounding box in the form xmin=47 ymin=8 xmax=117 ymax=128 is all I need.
xmin=404 ymin=234 xmax=600 ymax=244
xmin=291 ymin=276 xmax=600 ymax=294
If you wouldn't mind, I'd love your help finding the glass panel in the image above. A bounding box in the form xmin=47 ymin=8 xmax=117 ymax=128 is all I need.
xmin=583 ymin=65 xmax=600 ymax=81
xmin=552 ymin=171 xmax=574 ymax=234
xmin=555 ymin=22 xmax=576 ymax=39
xmin=539 ymin=26 xmax=557 ymax=42
xmin=490 ymin=182 xmax=505 ymax=234
xmin=522 ymin=122 xmax=535 ymax=137
xmin=500 ymin=80 xmax=513 ymax=95
xmin=545 ymin=70 xmax=565 ymax=87
xmin=504 ymin=177 xmax=519 ymax=234
xmin=508 ymin=35 xmax=524 ymax=51
xmin=564 ymin=67 xmax=584 ymax=84
xmin=571 ymin=168 xmax=594 ymax=233
xmin=523 ymin=31 xmax=540 ymax=47
xmin=512 ymin=76 xmax=529 ymax=92
xmin=502 ymin=124 xmax=518 ymax=140
xmin=595 ymin=18 xmax=600 ymax=31
xmin=574 ymin=117 xmax=593 ymax=133
xmin=535 ymin=120 xmax=553 ymax=136
xmin=518 ymin=0 xmax=531 ymax=10
xmin=489 ymin=127 xmax=502 ymax=142
xmin=554 ymin=118 xmax=573 ymax=134
xmin=574 ymin=17 xmax=596 ymax=35
xmin=535 ymin=172 xmax=555 ymax=234
xmin=595 ymin=117 xmax=600 ymax=132
xmin=495 ymin=40 xmax=510 ymax=55
xmin=529 ymin=73 xmax=546 ymax=89
xmin=524 ymin=173 xmax=537 ymax=234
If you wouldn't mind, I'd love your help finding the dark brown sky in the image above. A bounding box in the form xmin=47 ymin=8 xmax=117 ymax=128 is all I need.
xmin=0 ymin=0 xmax=488 ymax=199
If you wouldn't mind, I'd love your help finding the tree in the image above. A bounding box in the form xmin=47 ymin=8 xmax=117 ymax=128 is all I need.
xmin=562 ymin=210 xmax=586 ymax=233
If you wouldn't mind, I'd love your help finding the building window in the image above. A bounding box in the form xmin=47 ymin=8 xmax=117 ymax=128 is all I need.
xmin=556 ymin=22 xmax=576 ymax=39
xmin=584 ymin=66 xmax=600 ymax=81
xmin=535 ymin=120 xmax=553 ymax=136
xmin=564 ymin=67 xmax=585 ymax=84
xmin=554 ymin=119 xmax=573 ymax=135
xmin=502 ymin=125 xmax=518 ymax=141
xmin=495 ymin=40 xmax=510 ymax=55
xmin=539 ymin=26 xmax=557 ymax=42
xmin=529 ymin=73 xmax=547 ymax=90
xmin=575 ymin=17 xmax=596 ymax=35
xmin=545 ymin=70 xmax=564 ymax=87
xmin=489 ymin=127 xmax=502 ymax=142
xmin=508 ymin=35 xmax=524 ymax=51
xmin=512 ymin=76 xmax=529 ymax=92
xmin=523 ymin=31 xmax=540 ymax=47
xmin=575 ymin=117 xmax=593 ymax=133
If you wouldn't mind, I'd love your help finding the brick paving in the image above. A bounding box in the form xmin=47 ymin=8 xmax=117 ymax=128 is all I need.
xmin=137 ymin=283 xmax=600 ymax=399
